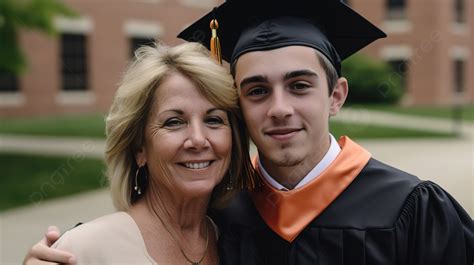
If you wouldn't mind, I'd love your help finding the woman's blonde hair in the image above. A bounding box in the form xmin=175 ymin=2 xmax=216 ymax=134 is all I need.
xmin=105 ymin=42 xmax=258 ymax=211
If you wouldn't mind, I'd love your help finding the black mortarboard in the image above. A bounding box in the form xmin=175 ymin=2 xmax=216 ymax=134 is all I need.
xmin=178 ymin=0 xmax=386 ymax=76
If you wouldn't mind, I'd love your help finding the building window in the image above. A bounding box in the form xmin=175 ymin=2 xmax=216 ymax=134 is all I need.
xmin=388 ymin=59 xmax=409 ymax=87
xmin=130 ymin=37 xmax=155 ymax=58
xmin=454 ymin=0 xmax=465 ymax=24
xmin=0 ymin=69 xmax=18 ymax=92
xmin=61 ymin=33 xmax=88 ymax=91
xmin=453 ymin=59 xmax=465 ymax=93
xmin=386 ymin=0 xmax=406 ymax=20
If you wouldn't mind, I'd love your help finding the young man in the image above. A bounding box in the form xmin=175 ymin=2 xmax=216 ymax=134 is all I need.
xmin=24 ymin=0 xmax=473 ymax=264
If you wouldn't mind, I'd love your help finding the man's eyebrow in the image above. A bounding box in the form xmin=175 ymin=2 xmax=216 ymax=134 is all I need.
xmin=239 ymin=75 xmax=268 ymax=88
xmin=284 ymin=69 xmax=319 ymax=80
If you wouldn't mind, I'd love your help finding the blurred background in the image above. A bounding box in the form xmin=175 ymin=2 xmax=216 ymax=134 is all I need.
xmin=1 ymin=0 xmax=473 ymax=263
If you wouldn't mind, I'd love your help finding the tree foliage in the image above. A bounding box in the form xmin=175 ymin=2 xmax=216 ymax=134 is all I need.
xmin=0 ymin=0 xmax=76 ymax=74
xmin=342 ymin=54 xmax=404 ymax=105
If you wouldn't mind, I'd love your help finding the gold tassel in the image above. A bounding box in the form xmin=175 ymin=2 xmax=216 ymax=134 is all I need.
xmin=210 ymin=19 xmax=222 ymax=65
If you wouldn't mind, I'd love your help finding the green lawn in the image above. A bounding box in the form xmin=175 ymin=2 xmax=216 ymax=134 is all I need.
xmin=0 ymin=114 xmax=106 ymax=138
xmin=330 ymin=121 xmax=453 ymax=139
xmin=0 ymin=152 xmax=106 ymax=211
xmin=348 ymin=104 xmax=474 ymax=122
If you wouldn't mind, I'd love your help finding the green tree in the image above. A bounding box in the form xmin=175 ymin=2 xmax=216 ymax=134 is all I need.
xmin=342 ymin=54 xmax=404 ymax=104
xmin=0 ymin=0 xmax=76 ymax=74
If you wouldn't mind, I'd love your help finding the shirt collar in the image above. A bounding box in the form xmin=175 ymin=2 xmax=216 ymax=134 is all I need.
xmin=258 ymin=134 xmax=341 ymax=191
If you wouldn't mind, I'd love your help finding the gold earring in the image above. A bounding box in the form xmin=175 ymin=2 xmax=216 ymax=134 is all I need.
xmin=134 ymin=165 xmax=147 ymax=195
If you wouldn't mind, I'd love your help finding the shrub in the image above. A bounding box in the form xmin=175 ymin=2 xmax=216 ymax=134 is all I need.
xmin=342 ymin=54 xmax=404 ymax=104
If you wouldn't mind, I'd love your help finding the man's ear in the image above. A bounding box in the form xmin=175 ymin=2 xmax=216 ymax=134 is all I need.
xmin=329 ymin=77 xmax=348 ymax=116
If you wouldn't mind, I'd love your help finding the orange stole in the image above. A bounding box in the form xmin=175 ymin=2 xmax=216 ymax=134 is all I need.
xmin=250 ymin=136 xmax=371 ymax=242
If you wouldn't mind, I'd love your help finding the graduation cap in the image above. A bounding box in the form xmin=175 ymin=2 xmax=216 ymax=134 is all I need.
xmin=178 ymin=0 xmax=386 ymax=76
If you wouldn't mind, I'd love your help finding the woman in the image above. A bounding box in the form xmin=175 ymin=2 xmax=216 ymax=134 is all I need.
xmin=25 ymin=42 xmax=257 ymax=264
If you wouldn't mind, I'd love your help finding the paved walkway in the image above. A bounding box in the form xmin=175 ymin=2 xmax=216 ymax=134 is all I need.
xmin=0 ymin=136 xmax=105 ymax=159
xmin=335 ymin=109 xmax=474 ymax=137
xmin=1 ymin=110 xmax=473 ymax=263
xmin=0 ymin=190 xmax=115 ymax=264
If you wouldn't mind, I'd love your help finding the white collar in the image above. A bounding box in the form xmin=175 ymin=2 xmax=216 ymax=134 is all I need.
xmin=258 ymin=134 xmax=341 ymax=191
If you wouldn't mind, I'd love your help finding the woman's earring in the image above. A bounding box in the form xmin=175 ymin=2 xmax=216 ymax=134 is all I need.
xmin=134 ymin=165 xmax=148 ymax=195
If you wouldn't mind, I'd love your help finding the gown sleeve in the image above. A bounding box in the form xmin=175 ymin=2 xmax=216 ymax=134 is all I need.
xmin=396 ymin=181 xmax=473 ymax=265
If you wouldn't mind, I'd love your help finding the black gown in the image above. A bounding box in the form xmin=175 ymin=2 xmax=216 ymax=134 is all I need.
xmin=211 ymin=150 xmax=473 ymax=265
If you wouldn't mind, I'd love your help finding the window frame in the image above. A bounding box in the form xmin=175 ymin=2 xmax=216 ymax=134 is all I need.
xmin=60 ymin=33 xmax=88 ymax=91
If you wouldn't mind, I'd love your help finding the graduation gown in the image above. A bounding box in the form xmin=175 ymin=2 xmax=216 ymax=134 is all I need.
xmin=212 ymin=137 xmax=474 ymax=265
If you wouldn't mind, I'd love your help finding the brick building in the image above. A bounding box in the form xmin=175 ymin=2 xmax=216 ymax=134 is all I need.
xmin=0 ymin=0 xmax=472 ymax=117
xmin=350 ymin=0 xmax=473 ymax=106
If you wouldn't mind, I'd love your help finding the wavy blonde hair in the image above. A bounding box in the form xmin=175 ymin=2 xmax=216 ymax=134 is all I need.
xmin=105 ymin=42 xmax=258 ymax=211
